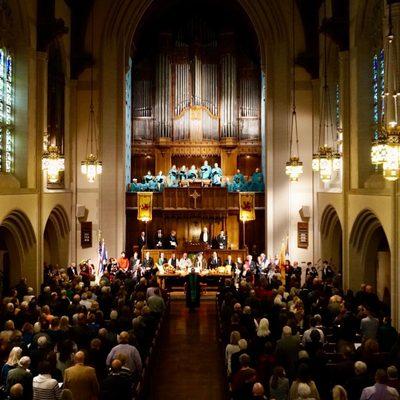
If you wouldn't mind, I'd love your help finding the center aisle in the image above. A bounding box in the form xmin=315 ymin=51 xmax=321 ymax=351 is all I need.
xmin=148 ymin=297 xmax=228 ymax=400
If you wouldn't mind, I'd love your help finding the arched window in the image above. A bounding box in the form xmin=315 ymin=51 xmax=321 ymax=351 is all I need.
xmin=0 ymin=48 xmax=14 ymax=173
xmin=372 ymin=49 xmax=384 ymax=140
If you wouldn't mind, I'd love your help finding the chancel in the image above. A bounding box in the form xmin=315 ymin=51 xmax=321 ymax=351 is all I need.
xmin=1 ymin=0 xmax=400 ymax=399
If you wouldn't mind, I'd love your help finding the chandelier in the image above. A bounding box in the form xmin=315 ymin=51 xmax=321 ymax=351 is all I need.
xmin=81 ymin=6 xmax=102 ymax=183
xmin=312 ymin=1 xmax=342 ymax=183
xmin=285 ymin=0 xmax=303 ymax=182
xmin=372 ymin=4 xmax=400 ymax=181
xmin=42 ymin=144 xmax=65 ymax=183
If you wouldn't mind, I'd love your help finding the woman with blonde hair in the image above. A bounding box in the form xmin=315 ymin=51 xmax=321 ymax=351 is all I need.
xmin=225 ymin=330 xmax=241 ymax=375
xmin=332 ymin=385 xmax=347 ymax=400
xmin=257 ymin=318 xmax=271 ymax=337
xmin=1 ymin=346 xmax=22 ymax=384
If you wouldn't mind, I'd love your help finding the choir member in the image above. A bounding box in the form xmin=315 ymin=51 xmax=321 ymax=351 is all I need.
xmin=200 ymin=160 xmax=212 ymax=179
xmin=211 ymin=162 xmax=223 ymax=186
xmin=187 ymin=165 xmax=198 ymax=180
xmin=155 ymin=171 xmax=166 ymax=190
xmin=179 ymin=165 xmax=187 ymax=181
xmin=250 ymin=167 xmax=264 ymax=192
xmin=230 ymin=169 xmax=245 ymax=191
xmin=168 ymin=165 xmax=179 ymax=187
xmin=215 ymin=230 xmax=227 ymax=249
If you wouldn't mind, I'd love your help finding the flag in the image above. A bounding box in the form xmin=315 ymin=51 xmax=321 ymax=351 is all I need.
xmin=98 ymin=237 xmax=108 ymax=276
xmin=279 ymin=235 xmax=288 ymax=284
xmin=137 ymin=192 xmax=153 ymax=222
xmin=239 ymin=192 xmax=256 ymax=222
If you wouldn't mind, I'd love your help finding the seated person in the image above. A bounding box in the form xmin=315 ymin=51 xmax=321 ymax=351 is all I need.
xmin=157 ymin=252 xmax=167 ymax=267
xmin=208 ymin=251 xmax=221 ymax=269
xmin=179 ymin=165 xmax=188 ymax=181
xmin=178 ymin=253 xmax=192 ymax=271
xmin=168 ymin=165 xmax=179 ymax=187
xmin=248 ymin=167 xmax=264 ymax=192
xmin=142 ymin=251 xmax=154 ymax=270
xmin=211 ymin=162 xmax=223 ymax=186
xmin=129 ymin=179 xmax=141 ymax=192
xmin=224 ymin=255 xmax=236 ymax=270
xmin=229 ymin=169 xmax=246 ymax=192
xmin=167 ymin=230 xmax=178 ymax=249
xmin=215 ymin=230 xmax=227 ymax=250
xmin=200 ymin=160 xmax=212 ymax=180
xmin=194 ymin=252 xmax=207 ymax=271
xmin=117 ymin=252 xmax=130 ymax=272
xmin=155 ymin=171 xmax=166 ymax=190
xmin=168 ymin=253 xmax=178 ymax=268
xmin=187 ymin=165 xmax=198 ymax=180
xmin=129 ymin=251 xmax=141 ymax=269
xmin=154 ymin=229 xmax=164 ymax=249
xmin=199 ymin=227 xmax=211 ymax=245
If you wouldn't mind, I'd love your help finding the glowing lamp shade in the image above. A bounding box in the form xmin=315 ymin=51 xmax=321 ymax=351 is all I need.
xmin=371 ymin=141 xmax=387 ymax=165
xmin=332 ymin=153 xmax=342 ymax=172
xmin=312 ymin=155 xmax=320 ymax=172
xmin=383 ymin=144 xmax=400 ymax=181
xmin=81 ymin=154 xmax=102 ymax=183
xmin=42 ymin=145 xmax=64 ymax=183
xmin=285 ymin=157 xmax=303 ymax=182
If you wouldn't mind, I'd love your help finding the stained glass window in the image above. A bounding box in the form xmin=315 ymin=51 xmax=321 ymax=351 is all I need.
xmin=0 ymin=48 xmax=14 ymax=173
xmin=372 ymin=49 xmax=384 ymax=140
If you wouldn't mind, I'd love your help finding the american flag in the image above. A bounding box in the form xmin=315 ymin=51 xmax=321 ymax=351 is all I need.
xmin=98 ymin=237 xmax=108 ymax=276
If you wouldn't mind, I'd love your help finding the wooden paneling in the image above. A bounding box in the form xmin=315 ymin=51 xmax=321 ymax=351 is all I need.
xmin=237 ymin=154 xmax=261 ymax=178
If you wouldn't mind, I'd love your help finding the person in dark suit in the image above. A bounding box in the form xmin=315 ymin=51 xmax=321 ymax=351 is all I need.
xmin=67 ymin=263 xmax=78 ymax=280
xmin=167 ymin=230 xmax=178 ymax=249
xmin=100 ymin=359 xmax=133 ymax=400
xmin=154 ymin=229 xmax=164 ymax=249
xmin=224 ymin=255 xmax=236 ymax=271
xmin=142 ymin=251 xmax=154 ymax=270
xmin=168 ymin=253 xmax=178 ymax=267
xmin=137 ymin=231 xmax=146 ymax=252
xmin=199 ymin=227 xmax=211 ymax=245
xmin=215 ymin=230 xmax=227 ymax=250
xmin=208 ymin=251 xmax=221 ymax=269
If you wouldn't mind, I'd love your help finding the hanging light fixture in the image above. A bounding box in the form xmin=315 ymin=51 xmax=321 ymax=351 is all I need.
xmin=42 ymin=140 xmax=65 ymax=183
xmin=380 ymin=4 xmax=400 ymax=181
xmin=285 ymin=0 xmax=303 ymax=182
xmin=312 ymin=0 xmax=342 ymax=182
xmin=81 ymin=4 xmax=102 ymax=183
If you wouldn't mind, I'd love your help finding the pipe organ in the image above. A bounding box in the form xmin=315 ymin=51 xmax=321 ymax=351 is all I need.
xmin=131 ymin=18 xmax=262 ymax=177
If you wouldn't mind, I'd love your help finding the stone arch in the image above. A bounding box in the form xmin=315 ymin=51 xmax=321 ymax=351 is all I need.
xmin=349 ymin=209 xmax=391 ymax=307
xmin=43 ymin=205 xmax=70 ymax=267
xmin=320 ymin=205 xmax=343 ymax=274
xmin=0 ymin=210 xmax=36 ymax=294
xmin=94 ymin=0 xmax=301 ymax=256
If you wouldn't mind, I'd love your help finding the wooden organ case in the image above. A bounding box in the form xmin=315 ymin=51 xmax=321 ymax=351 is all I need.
xmin=127 ymin=17 xmax=265 ymax=254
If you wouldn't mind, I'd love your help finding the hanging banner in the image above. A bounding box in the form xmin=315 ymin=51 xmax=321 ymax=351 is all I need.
xmin=137 ymin=192 xmax=153 ymax=222
xmin=239 ymin=192 xmax=256 ymax=222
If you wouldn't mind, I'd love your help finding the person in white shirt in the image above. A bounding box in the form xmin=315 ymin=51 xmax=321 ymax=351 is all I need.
xmin=178 ymin=253 xmax=192 ymax=271
xmin=302 ymin=316 xmax=325 ymax=345
xmin=199 ymin=227 xmax=210 ymax=244
xmin=33 ymin=361 xmax=62 ymax=400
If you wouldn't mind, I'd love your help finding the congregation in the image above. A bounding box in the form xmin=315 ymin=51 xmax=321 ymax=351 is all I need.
xmin=217 ymin=264 xmax=398 ymax=400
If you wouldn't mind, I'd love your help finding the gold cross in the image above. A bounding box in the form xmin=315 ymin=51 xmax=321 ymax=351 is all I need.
xmin=189 ymin=190 xmax=201 ymax=208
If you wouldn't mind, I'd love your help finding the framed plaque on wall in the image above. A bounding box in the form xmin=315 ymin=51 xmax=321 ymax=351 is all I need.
xmin=297 ymin=222 xmax=309 ymax=249
xmin=81 ymin=221 xmax=92 ymax=248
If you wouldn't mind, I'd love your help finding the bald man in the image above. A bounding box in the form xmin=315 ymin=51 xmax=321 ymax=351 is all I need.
xmin=106 ymin=331 xmax=142 ymax=375
xmin=64 ymin=351 xmax=99 ymax=400
xmin=100 ymin=359 xmax=133 ymax=400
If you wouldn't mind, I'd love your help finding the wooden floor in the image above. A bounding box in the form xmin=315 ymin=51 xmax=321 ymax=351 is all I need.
xmin=147 ymin=296 xmax=228 ymax=400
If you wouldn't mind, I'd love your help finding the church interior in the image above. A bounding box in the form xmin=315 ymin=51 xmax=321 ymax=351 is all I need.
xmin=1 ymin=0 xmax=400 ymax=399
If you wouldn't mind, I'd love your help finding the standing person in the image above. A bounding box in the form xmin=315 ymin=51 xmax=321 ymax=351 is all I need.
xmin=137 ymin=231 xmax=146 ymax=255
xmin=211 ymin=162 xmax=223 ymax=186
xmin=32 ymin=361 xmax=62 ymax=400
xmin=185 ymin=268 xmax=200 ymax=312
xmin=199 ymin=227 xmax=211 ymax=245
xmin=215 ymin=230 xmax=227 ymax=250
xmin=361 ymin=369 xmax=399 ymax=400
xmin=200 ymin=160 xmax=212 ymax=180
xmin=6 ymin=356 xmax=32 ymax=400
xmin=100 ymin=359 xmax=132 ymax=400
xmin=154 ymin=229 xmax=164 ymax=249
xmin=63 ymin=351 xmax=99 ymax=400
xmin=167 ymin=230 xmax=178 ymax=250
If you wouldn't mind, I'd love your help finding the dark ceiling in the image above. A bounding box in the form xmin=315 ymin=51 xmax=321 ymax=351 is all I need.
xmin=37 ymin=0 xmax=352 ymax=79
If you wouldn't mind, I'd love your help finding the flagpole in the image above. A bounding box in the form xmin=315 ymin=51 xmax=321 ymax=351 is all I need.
xmin=243 ymin=220 xmax=246 ymax=249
